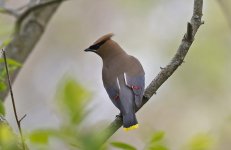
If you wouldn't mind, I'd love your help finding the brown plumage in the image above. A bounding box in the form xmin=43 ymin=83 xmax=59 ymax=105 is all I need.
xmin=85 ymin=33 xmax=145 ymax=131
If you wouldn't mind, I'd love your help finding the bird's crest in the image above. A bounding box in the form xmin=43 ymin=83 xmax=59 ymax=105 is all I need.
xmin=93 ymin=33 xmax=114 ymax=45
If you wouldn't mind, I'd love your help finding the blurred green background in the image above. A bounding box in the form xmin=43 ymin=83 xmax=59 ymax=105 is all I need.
xmin=1 ymin=0 xmax=231 ymax=149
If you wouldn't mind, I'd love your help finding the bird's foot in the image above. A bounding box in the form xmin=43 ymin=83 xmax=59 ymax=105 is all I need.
xmin=116 ymin=113 xmax=122 ymax=119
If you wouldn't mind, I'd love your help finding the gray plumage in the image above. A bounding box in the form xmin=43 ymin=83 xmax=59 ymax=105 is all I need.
xmin=85 ymin=33 xmax=145 ymax=130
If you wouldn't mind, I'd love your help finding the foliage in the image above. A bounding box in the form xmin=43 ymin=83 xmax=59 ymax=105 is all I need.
xmin=111 ymin=142 xmax=137 ymax=150
xmin=0 ymin=37 xmax=13 ymax=50
xmin=1 ymin=78 xmax=168 ymax=150
xmin=184 ymin=133 xmax=214 ymax=150
xmin=0 ymin=124 xmax=20 ymax=150
xmin=0 ymin=76 xmax=216 ymax=150
xmin=109 ymin=131 xmax=169 ymax=150
xmin=145 ymin=131 xmax=168 ymax=150
xmin=0 ymin=100 xmax=5 ymax=115
xmin=56 ymin=78 xmax=90 ymax=124
xmin=27 ymin=78 xmax=106 ymax=150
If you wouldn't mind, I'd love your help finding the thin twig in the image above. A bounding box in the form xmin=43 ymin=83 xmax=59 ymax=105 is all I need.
xmin=1 ymin=49 xmax=26 ymax=150
xmin=99 ymin=0 xmax=204 ymax=145
xmin=19 ymin=114 xmax=27 ymax=123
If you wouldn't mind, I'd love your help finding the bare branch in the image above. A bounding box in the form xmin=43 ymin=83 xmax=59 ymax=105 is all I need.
xmin=2 ymin=49 xmax=26 ymax=150
xmin=16 ymin=0 xmax=68 ymax=32
xmin=19 ymin=114 xmax=27 ymax=123
xmin=100 ymin=0 xmax=204 ymax=144
xmin=0 ymin=0 xmax=67 ymax=100
xmin=0 ymin=7 xmax=20 ymax=17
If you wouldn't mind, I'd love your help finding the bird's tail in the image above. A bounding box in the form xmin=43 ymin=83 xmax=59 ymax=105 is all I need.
xmin=122 ymin=113 xmax=139 ymax=131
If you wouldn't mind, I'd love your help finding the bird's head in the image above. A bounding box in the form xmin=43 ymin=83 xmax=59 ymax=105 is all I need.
xmin=84 ymin=33 xmax=114 ymax=53
xmin=84 ymin=33 xmax=125 ymax=59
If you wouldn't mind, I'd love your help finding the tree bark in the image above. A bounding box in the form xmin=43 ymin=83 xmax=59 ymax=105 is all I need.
xmin=0 ymin=0 xmax=66 ymax=101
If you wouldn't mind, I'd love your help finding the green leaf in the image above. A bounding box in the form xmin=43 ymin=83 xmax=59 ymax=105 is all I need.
xmin=186 ymin=133 xmax=214 ymax=150
xmin=148 ymin=144 xmax=168 ymax=150
xmin=0 ymin=124 xmax=19 ymax=150
xmin=111 ymin=142 xmax=137 ymax=150
xmin=150 ymin=131 xmax=165 ymax=143
xmin=0 ymin=58 xmax=22 ymax=68
xmin=0 ymin=82 xmax=7 ymax=92
xmin=0 ymin=100 xmax=5 ymax=116
xmin=0 ymin=37 xmax=13 ymax=49
xmin=146 ymin=131 xmax=169 ymax=150
xmin=0 ymin=58 xmax=21 ymax=81
xmin=29 ymin=129 xmax=56 ymax=144
xmin=57 ymin=78 xmax=90 ymax=124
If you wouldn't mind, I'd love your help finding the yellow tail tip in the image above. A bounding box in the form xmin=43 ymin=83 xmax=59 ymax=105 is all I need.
xmin=123 ymin=124 xmax=139 ymax=131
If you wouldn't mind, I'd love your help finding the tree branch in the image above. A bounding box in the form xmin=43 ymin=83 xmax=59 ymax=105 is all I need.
xmin=100 ymin=0 xmax=204 ymax=144
xmin=0 ymin=0 xmax=66 ymax=101
xmin=0 ymin=7 xmax=19 ymax=17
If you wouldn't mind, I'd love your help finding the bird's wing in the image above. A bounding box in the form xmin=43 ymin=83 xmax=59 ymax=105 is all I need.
xmin=124 ymin=73 xmax=145 ymax=108
xmin=104 ymin=78 xmax=121 ymax=109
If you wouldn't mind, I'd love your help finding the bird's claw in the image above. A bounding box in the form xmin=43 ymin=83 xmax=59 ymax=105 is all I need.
xmin=116 ymin=113 xmax=122 ymax=119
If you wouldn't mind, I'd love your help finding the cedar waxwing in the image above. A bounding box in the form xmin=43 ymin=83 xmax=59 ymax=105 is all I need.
xmin=84 ymin=33 xmax=145 ymax=131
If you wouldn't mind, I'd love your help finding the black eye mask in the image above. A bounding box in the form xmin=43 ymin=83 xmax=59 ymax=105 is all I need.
xmin=88 ymin=39 xmax=107 ymax=50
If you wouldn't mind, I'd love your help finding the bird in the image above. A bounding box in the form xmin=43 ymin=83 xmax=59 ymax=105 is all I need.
xmin=84 ymin=33 xmax=145 ymax=131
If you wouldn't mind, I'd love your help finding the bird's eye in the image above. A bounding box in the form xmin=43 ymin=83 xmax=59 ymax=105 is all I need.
xmin=89 ymin=40 xmax=107 ymax=50
xmin=89 ymin=44 xmax=100 ymax=50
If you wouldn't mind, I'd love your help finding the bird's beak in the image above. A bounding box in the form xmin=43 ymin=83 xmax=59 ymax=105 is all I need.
xmin=84 ymin=48 xmax=95 ymax=52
